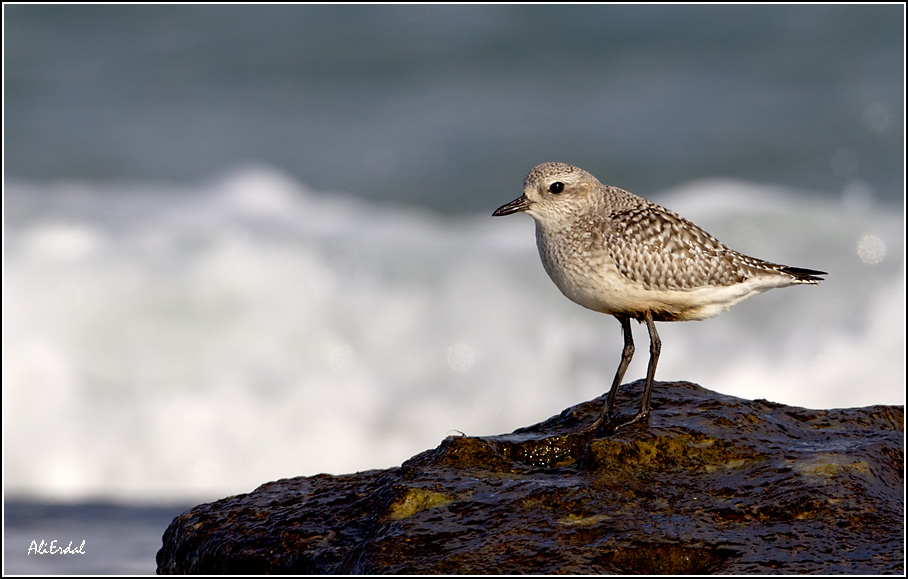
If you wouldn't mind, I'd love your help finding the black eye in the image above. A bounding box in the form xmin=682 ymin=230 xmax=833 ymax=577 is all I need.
xmin=549 ymin=182 xmax=564 ymax=194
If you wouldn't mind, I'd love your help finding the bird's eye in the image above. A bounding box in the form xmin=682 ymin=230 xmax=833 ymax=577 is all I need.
xmin=549 ymin=182 xmax=565 ymax=194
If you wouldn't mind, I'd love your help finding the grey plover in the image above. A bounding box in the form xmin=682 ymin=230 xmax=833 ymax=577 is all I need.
xmin=493 ymin=162 xmax=825 ymax=431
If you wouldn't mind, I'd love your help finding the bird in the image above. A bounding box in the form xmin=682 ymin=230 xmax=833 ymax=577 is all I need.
xmin=492 ymin=162 xmax=826 ymax=431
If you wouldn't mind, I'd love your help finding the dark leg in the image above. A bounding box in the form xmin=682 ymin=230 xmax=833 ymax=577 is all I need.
xmin=585 ymin=315 xmax=634 ymax=431
xmin=606 ymin=316 xmax=635 ymax=416
xmin=625 ymin=311 xmax=660 ymax=426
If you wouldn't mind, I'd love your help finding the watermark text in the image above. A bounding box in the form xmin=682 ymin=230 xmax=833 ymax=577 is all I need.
xmin=27 ymin=540 xmax=86 ymax=555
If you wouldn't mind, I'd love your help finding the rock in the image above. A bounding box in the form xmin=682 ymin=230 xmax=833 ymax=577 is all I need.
xmin=156 ymin=381 xmax=904 ymax=574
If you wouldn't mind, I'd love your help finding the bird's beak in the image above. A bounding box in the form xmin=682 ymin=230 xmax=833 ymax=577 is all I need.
xmin=492 ymin=194 xmax=531 ymax=217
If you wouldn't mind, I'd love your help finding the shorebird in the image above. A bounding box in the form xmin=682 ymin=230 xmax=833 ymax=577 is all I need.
xmin=493 ymin=162 xmax=826 ymax=431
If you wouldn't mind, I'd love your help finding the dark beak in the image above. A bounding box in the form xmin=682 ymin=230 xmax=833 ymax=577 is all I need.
xmin=492 ymin=195 xmax=531 ymax=217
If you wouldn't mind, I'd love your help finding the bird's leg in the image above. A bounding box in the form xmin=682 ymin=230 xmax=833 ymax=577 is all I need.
xmin=626 ymin=311 xmax=660 ymax=425
xmin=607 ymin=315 xmax=636 ymax=416
xmin=601 ymin=312 xmax=660 ymax=431
xmin=585 ymin=315 xmax=634 ymax=431
xmin=641 ymin=311 xmax=661 ymax=413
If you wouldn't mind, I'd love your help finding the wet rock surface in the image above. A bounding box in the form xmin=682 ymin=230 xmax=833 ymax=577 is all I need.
xmin=157 ymin=381 xmax=904 ymax=574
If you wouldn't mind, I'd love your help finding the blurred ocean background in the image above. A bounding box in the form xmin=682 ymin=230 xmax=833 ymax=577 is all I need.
xmin=3 ymin=4 xmax=904 ymax=574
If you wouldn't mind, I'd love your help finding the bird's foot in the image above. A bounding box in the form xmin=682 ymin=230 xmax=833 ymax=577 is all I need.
xmin=588 ymin=409 xmax=649 ymax=435
xmin=580 ymin=413 xmax=607 ymax=433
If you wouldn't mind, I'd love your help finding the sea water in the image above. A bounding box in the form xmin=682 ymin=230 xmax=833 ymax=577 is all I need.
xmin=4 ymin=169 xmax=903 ymax=531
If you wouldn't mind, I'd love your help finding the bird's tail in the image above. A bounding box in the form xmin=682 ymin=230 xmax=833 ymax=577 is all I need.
xmin=781 ymin=266 xmax=826 ymax=283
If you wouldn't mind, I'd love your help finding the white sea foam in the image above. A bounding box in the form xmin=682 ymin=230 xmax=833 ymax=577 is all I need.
xmin=3 ymin=166 xmax=903 ymax=501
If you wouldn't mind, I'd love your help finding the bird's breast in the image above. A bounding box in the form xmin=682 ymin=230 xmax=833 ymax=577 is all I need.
xmin=535 ymin=223 xmax=622 ymax=313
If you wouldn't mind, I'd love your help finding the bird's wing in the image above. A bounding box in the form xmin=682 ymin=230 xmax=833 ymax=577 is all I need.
xmin=603 ymin=204 xmax=756 ymax=290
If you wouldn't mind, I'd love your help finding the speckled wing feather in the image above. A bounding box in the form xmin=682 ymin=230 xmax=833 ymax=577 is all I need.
xmin=603 ymin=201 xmax=770 ymax=291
